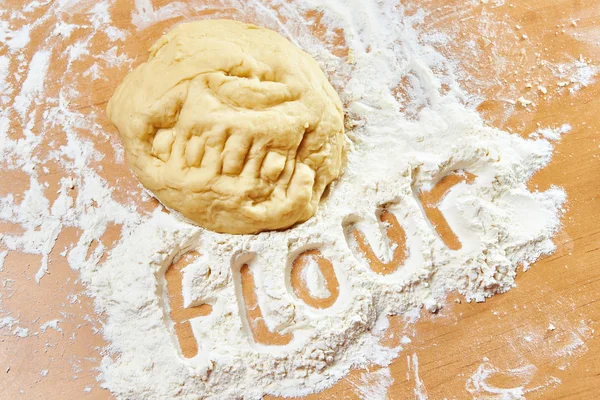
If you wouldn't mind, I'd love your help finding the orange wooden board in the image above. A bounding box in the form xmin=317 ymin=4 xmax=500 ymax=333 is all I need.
xmin=1 ymin=1 xmax=599 ymax=399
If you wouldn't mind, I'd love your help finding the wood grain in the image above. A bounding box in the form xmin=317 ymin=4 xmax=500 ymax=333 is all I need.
xmin=1 ymin=0 xmax=599 ymax=399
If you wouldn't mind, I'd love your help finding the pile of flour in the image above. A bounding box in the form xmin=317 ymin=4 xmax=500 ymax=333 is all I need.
xmin=0 ymin=0 xmax=566 ymax=399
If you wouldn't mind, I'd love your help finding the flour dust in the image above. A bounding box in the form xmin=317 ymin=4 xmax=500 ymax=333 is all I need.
xmin=0 ymin=0 xmax=571 ymax=399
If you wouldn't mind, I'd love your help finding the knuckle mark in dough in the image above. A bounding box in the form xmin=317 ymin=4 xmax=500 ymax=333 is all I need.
xmin=106 ymin=20 xmax=345 ymax=234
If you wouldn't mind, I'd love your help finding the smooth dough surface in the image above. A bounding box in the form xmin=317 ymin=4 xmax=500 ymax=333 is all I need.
xmin=107 ymin=19 xmax=345 ymax=234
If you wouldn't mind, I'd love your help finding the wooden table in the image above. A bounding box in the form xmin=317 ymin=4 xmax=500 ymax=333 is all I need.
xmin=1 ymin=0 xmax=599 ymax=399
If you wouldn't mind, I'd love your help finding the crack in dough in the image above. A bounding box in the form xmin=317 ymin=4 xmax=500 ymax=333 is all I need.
xmin=107 ymin=19 xmax=345 ymax=234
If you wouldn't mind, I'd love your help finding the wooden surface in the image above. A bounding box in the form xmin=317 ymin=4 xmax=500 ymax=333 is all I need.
xmin=1 ymin=0 xmax=600 ymax=399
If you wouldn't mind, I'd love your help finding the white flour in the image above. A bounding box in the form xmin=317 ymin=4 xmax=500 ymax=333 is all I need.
xmin=410 ymin=354 xmax=429 ymax=400
xmin=530 ymin=124 xmax=572 ymax=141
xmin=300 ymin=254 xmax=331 ymax=299
xmin=550 ymin=56 xmax=598 ymax=94
xmin=466 ymin=361 xmax=536 ymax=400
xmin=351 ymin=367 xmax=393 ymax=400
xmin=0 ymin=0 xmax=569 ymax=399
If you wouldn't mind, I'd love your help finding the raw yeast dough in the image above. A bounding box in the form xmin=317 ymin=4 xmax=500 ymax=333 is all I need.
xmin=107 ymin=19 xmax=345 ymax=234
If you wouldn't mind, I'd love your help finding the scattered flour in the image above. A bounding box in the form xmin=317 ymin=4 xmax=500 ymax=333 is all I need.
xmin=13 ymin=50 xmax=51 ymax=119
xmin=0 ymin=23 xmax=32 ymax=51
xmin=466 ymin=356 xmax=566 ymax=399
xmin=0 ymin=316 xmax=29 ymax=338
xmin=0 ymin=316 xmax=18 ymax=329
xmin=0 ymin=0 xmax=573 ymax=399
xmin=13 ymin=326 xmax=30 ymax=338
xmin=0 ymin=250 xmax=7 ymax=271
xmin=411 ymin=353 xmax=429 ymax=400
xmin=351 ymin=367 xmax=394 ymax=400
xmin=40 ymin=319 xmax=62 ymax=333
xmin=400 ymin=335 xmax=412 ymax=345
xmin=466 ymin=361 xmax=535 ymax=400
xmin=131 ymin=0 xmax=189 ymax=30
xmin=530 ymin=124 xmax=572 ymax=141
xmin=300 ymin=254 xmax=331 ymax=299
xmin=548 ymin=55 xmax=598 ymax=94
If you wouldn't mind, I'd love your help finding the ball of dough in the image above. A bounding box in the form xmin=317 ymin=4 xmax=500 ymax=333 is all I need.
xmin=107 ymin=20 xmax=345 ymax=234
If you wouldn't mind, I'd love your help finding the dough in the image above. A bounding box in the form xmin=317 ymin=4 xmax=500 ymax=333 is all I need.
xmin=107 ymin=19 xmax=345 ymax=234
